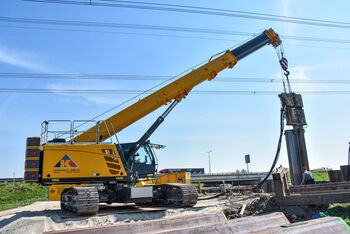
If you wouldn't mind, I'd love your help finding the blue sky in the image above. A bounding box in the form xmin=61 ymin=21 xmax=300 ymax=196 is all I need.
xmin=1 ymin=0 xmax=350 ymax=177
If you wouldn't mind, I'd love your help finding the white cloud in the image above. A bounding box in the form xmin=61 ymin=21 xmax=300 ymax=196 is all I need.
xmin=289 ymin=65 xmax=314 ymax=80
xmin=281 ymin=0 xmax=297 ymax=38
xmin=86 ymin=96 xmax=122 ymax=105
xmin=46 ymin=83 xmax=125 ymax=106
xmin=275 ymin=64 xmax=317 ymax=82
xmin=0 ymin=43 xmax=58 ymax=116
xmin=0 ymin=43 xmax=53 ymax=72
xmin=278 ymin=63 xmax=337 ymax=93
xmin=282 ymin=0 xmax=292 ymax=17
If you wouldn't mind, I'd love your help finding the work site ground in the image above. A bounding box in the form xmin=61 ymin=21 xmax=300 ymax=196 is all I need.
xmin=1 ymin=192 xmax=349 ymax=233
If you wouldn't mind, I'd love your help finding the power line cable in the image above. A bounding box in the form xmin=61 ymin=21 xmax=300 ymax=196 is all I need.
xmin=60 ymin=52 xmax=224 ymax=130
xmin=101 ymin=0 xmax=350 ymax=26
xmin=0 ymin=24 xmax=242 ymax=42
xmin=4 ymin=24 xmax=350 ymax=49
xmin=24 ymin=0 xmax=350 ymax=29
xmin=2 ymin=88 xmax=350 ymax=95
xmin=2 ymin=16 xmax=350 ymax=44
xmin=3 ymin=25 xmax=350 ymax=51
xmin=2 ymin=73 xmax=350 ymax=84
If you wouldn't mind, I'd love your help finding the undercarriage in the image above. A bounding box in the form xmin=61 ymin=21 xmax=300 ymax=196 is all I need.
xmin=60 ymin=183 xmax=198 ymax=215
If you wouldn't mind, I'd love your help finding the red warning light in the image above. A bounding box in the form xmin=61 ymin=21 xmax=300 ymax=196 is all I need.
xmin=33 ymin=151 xmax=37 ymax=155
xmin=32 ymin=162 xmax=36 ymax=166
xmin=33 ymin=140 xmax=37 ymax=144
xmin=31 ymin=173 xmax=35 ymax=178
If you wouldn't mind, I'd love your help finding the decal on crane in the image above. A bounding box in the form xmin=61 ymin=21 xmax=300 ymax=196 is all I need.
xmin=54 ymin=155 xmax=79 ymax=168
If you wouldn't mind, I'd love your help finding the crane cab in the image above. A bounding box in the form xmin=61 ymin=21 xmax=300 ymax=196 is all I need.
xmin=118 ymin=142 xmax=157 ymax=179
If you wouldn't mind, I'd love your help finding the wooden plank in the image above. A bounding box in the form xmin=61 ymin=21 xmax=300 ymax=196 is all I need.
xmin=277 ymin=191 xmax=350 ymax=206
xmin=328 ymin=170 xmax=341 ymax=182
xmin=290 ymin=181 xmax=350 ymax=193
xmin=258 ymin=217 xmax=349 ymax=234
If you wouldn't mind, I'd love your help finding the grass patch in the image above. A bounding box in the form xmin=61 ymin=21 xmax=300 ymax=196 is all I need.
xmin=192 ymin=183 xmax=204 ymax=187
xmin=198 ymin=193 xmax=215 ymax=197
xmin=287 ymin=171 xmax=329 ymax=184
xmin=0 ymin=182 xmax=47 ymax=211
xmin=313 ymin=172 xmax=329 ymax=181
xmin=327 ymin=203 xmax=350 ymax=226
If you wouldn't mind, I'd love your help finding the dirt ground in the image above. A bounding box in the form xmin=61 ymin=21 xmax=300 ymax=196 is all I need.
xmin=224 ymin=193 xmax=329 ymax=223
xmin=0 ymin=194 xmax=259 ymax=234
xmin=0 ymin=193 xmax=328 ymax=233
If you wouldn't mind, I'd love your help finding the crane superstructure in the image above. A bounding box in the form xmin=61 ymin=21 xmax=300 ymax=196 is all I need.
xmin=24 ymin=28 xmax=281 ymax=215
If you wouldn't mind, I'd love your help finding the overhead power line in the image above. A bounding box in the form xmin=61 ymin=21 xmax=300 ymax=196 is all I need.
xmin=2 ymin=73 xmax=350 ymax=84
xmin=2 ymin=16 xmax=350 ymax=44
xmin=24 ymin=0 xmax=350 ymax=30
xmin=2 ymin=88 xmax=350 ymax=95
xmin=3 ymin=25 xmax=350 ymax=50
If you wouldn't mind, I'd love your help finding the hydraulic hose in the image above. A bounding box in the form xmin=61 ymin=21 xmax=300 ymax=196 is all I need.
xmin=254 ymin=107 xmax=285 ymax=190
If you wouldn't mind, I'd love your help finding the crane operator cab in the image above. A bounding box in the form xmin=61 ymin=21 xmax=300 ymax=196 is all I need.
xmin=118 ymin=141 xmax=157 ymax=179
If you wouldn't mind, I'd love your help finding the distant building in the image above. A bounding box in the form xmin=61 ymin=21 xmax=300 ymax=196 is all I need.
xmin=159 ymin=168 xmax=205 ymax=175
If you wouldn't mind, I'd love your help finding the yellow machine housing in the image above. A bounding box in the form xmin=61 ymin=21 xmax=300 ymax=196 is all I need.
xmin=49 ymin=184 xmax=87 ymax=201
xmin=42 ymin=144 xmax=126 ymax=184
xmin=136 ymin=172 xmax=192 ymax=187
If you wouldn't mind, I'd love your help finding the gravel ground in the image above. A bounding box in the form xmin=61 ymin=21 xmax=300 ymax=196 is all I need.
xmin=0 ymin=194 xmax=259 ymax=234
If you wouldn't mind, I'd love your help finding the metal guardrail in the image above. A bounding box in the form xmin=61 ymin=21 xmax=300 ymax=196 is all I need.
xmin=191 ymin=173 xmax=268 ymax=184
xmin=0 ymin=178 xmax=24 ymax=183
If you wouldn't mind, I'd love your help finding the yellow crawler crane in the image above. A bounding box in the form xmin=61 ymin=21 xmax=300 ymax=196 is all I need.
xmin=24 ymin=29 xmax=281 ymax=215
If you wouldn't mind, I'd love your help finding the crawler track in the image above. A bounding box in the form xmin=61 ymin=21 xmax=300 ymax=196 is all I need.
xmin=156 ymin=183 xmax=198 ymax=207
xmin=61 ymin=187 xmax=99 ymax=215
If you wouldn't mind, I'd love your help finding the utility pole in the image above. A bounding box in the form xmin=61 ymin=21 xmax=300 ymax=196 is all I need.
xmin=206 ymin=150 xmax=212 ymax=174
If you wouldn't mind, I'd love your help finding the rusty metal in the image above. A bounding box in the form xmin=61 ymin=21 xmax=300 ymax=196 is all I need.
xmin=260 ymin=217 xmax=349 ymax=233
xmin=152 ymin=212 xmax=289 ymax=234
xmin=277 ymin=190 xmax=350 ymax=206
xmin=285 ymin=128 xmax=309 ymax=185
xmin=329 ymin=170 xmax=342 ymax=182
xmin=45 ymin=212 xmax=227 ymax=234
xmin=272 ymin=166 xmax=350 ymax=206
xmin=340 ymin=165 xmax=350 ymax=181
xmin=45 ymin=208 xmax=350 ymax=234
xmin=290 ymin=181 xmax=350 ymax=194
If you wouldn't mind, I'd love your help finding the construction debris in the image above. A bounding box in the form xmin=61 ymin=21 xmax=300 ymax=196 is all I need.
xmin=1 ymin=190 xmax=349 ymax=233
xmin=271 ymin=166 xmax=350 ymax=207
xmin=223 ymin=194 xmax=340 ymax=223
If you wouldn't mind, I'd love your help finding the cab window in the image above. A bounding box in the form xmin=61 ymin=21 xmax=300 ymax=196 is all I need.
xmin=134 ymin=145 xmax=153 ymax=165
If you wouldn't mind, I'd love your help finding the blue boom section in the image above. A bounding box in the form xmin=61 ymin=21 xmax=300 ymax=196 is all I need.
xmin=230 ymin=32 xmax=271 ymax=61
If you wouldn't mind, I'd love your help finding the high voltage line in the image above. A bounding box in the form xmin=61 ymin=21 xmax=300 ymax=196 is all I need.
xmin=2 ymin=73 xmax=350 ymax=84
xmin=2 ymin=25 xmax=350 ymax=51
xmin=2 ymin=88 xmax=350 ymax=95
xmin=3 ymin=25 xmax=350 ymax=50
xmin=24 ymin=0 xmax=350 ymax=30
xmin=2 ymin=16 xmax=350 ymax=44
